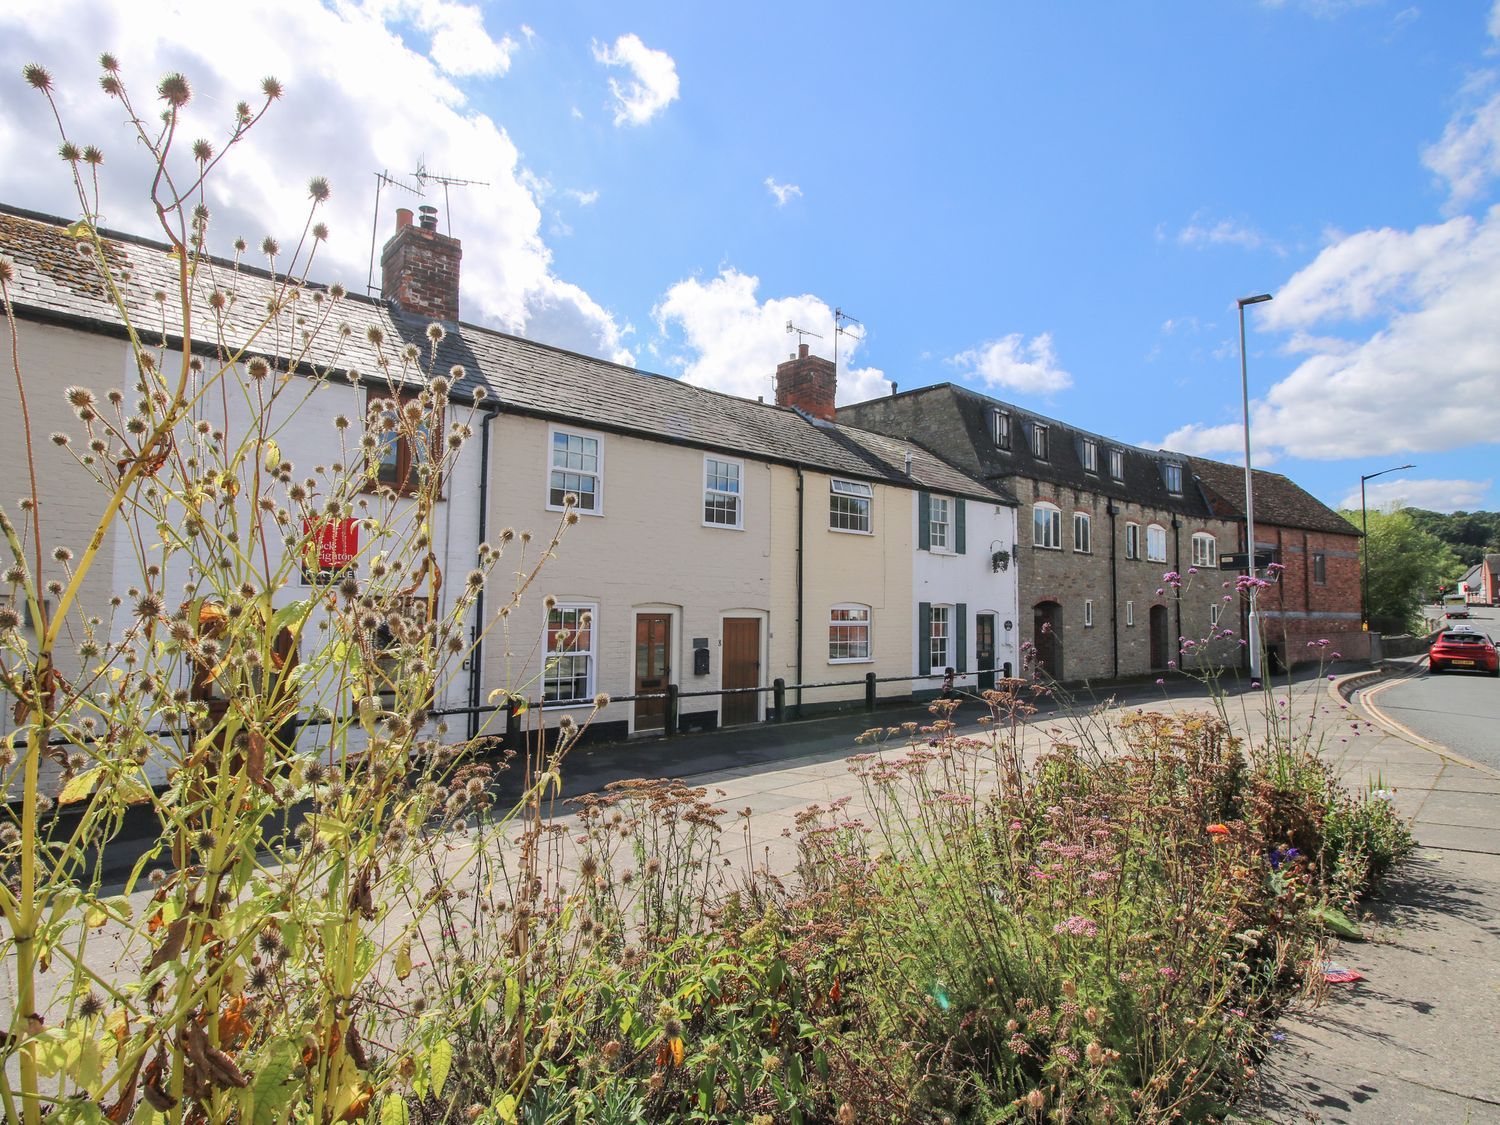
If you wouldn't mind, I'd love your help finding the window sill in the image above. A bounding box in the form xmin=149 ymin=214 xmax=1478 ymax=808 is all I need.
xmin=541 ymin=699 xmax=597 ymax=710
xmin=829 ymin=527 xmax=874 ymax=536
xmin=828 ymin=656 xmax=874 ymax=665
xmin=546 ymin=504 xmax=604 ymax=517
xmin=703 ymin=521 xmax=745 ymax=531
xmin=1033 ymin=544 xmax=1062 ymax=551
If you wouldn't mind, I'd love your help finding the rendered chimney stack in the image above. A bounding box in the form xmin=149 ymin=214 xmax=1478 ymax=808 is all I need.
xmin=380 ymin=205 xmax=462 ymax=323
xmin=774 ymin=342 xmax=837 ymax=421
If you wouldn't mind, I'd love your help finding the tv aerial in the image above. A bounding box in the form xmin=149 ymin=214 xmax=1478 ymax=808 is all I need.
xmin=365 ymin=159 xmax=490 ymax=298
xmin=786 ymin=320 xmax=824 ymax=348
xmin=833 ymin=307 xmax=863 ymax=375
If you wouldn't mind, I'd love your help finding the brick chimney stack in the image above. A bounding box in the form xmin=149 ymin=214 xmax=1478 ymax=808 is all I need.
xmin=774 ymin=342 xmax=837 ymax=421
xmin=380 ymin=203 xmax=462 ymax=322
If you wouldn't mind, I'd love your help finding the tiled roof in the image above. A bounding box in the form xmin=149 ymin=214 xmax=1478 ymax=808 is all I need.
xmin=0 ymin=205 xmax=1011 ymax=505
xmin=1187 ymin=456 xmax=1357 ymax=537
xmin=839 ymin=383 xmax=1218 ymax=519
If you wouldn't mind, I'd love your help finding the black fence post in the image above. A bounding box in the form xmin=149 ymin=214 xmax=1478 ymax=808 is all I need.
xmin=665 ymin=684 xmax=679 ymax=737
xmin=773 ymin=678 xmax=786 ymax=722
xmin=865 ymin=672 xmax=877 ymax=711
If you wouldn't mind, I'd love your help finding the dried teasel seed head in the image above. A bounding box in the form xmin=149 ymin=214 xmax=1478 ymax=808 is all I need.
xmin=58 ymin=141 xmax=81 ymax=163
xmin=191 ymin=138 xmax=213 ymax=164
xmin=23 ymin=64 xmax=53 ymax=92
xmin=261 ymin=236 xmax=279 ymax=258
xmin=82 ymin=145 xmax=104 ymax=166
xmin=307 ymin=176 xmax=331 ymax=203
xmin=261 ymin=76 xmax=283 ymax=100
xmin=99 ymin=53 xmax=119 ymax=73
xmin=157 ymin=72 xmax=191 ymax=108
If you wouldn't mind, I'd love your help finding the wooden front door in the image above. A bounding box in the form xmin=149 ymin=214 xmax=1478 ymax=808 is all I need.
xmin=1032 ymin=601 xmax=1062 ymax=680
xmin=1149 ymin=604 xmax=1169 ymax=670
xmin=976 ymin=613 xmax=997 ymax=693
xmin=721 ymin=618 xmax=761 ymax=726
xmin=634 ymin=613 xmax=671 ymax=732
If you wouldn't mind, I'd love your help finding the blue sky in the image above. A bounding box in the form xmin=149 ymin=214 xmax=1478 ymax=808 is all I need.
xmin=3 ymin=0 xmax=1498 ymax=513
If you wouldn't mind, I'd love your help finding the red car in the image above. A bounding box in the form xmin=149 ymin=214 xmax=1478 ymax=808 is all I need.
xmin=1428 ymin=630 xmax=1500 ymax=677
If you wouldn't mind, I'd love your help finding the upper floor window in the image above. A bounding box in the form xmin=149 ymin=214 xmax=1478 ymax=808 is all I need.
xmin=1033 ymin=502 xmax=1062 ymax=550
xmin=1163 ymin=462 xmax=1183 ymax=494
xmin=1080 ymin=439 xmax=1098 ymax=473
xmin=1312 ymin=552 xmax=1327 ymax=584
xmin=1030 ymin=424 xmax=1049 ymax=461
xmin=1146 ymin=523 xmax=1167 ymax=563
xmin=929 ymin=496 xmax=951 ymax=551
xmin=829 ymin=604 xmax=872 ymax=662
xmin=1125 ymin=522 xmax=1141 ymax=560
xmin=989 ymin=408 xmax=1011 ymax=450
xmin=369 ymin=389 xmax=437 ymax=495
xmin=549 ymin=428 xmax=602 ymax=513
xmin=542 ymin=603 xmax=596 ymax=705
xmin=830 ymin=479 xmax=873 ymax=533
xmin=1073 ymin=512 xmax=1092 ymax=554
xmin=1083 ymin=599 xmax=1094 ymax=628
xmin=1109 ymin=448 xmax=1125 ymax=480
xmin=1191 ymin=533 xmax=1217 ymax=569
xmin=704 ymin=456 xmax=743 ymax=528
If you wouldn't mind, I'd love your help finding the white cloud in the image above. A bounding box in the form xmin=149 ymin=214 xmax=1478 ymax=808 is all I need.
xmin=1422 ymin=88 xmax=1500 ymax=210
xmin=764 ymin=178 xmax=802 ymax=206
xmin=0 ymin=0 xmax=628 ymax=364
xmin=566 ymin=188 xmax=600 ymax=206
xmin=1155 ymin=422 xmax=1281 ymax=467
xmin=591 ymin=33 xmax=679 ymax=126
xmin=652 ymin=268 xmax=888 ymax=403
xmin=1338 ymin=477 xmax=1493 ymax=512
xmin=1174 ymin=211 xmax=1282 ymax=255
xmin=948 ymin=333 xmax=1073 ymax=395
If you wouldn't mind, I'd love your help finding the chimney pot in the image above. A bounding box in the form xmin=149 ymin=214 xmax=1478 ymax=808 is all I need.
xmin=890 ymin=381 xmax=898 ymax=397
xmin=798 ymin=342 xmax=809 ymax=359
xmin=418 ymin=204 xmax=439 ymax=231
xmin=395 ymin=207 xmax=413 ymax=230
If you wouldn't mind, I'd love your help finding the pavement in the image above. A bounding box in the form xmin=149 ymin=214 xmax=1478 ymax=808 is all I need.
xmin=1237 ymin=660 xmax=1500 ymax=1124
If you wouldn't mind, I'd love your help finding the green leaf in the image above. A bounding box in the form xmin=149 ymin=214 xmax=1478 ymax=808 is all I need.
xmin=379 ymin=1095 xmax=409 ymax=1125
xmin=503 ymin=976 xmax=519 ymax=1024
xmin=1313 ymin=903 xmax=1364 ymax=940
xmin=58 ymin=768 xmax=105 ymax=806
xmin=64 ymin=219 xmax=95 ymax=240
xmin=270 ymin=598 xmax=313 ymax=637
xmin=496 ymin=1094 xmax=517 ymax=1123
xmin=430 ymin=1038 xmax=453 ymax=1099
xmin=245 ymin=1041 xmax=298 ymax=1125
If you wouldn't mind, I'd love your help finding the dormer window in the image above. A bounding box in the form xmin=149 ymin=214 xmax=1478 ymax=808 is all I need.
xmin=1163 ymin=462 xmax=1183 ymax=494
xmin=1030 ymin=423 xmax=1049 ymax=461
xmin=989 ymin=408 xmax=1011 ymax=450
xmin=1109 ymin=449 xmax=1125 ymax=480
xmin=1080 ymin=439 xmax=1098 ymax=473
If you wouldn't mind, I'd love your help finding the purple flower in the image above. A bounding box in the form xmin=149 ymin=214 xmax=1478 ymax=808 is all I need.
xmin=1155 ymin=678 xmax=1165 ymax=685
xmin=1250 ymin=681 xmax=1260 ymax=689
xmin=1053 ymin=915 xmax=1099 ymax=938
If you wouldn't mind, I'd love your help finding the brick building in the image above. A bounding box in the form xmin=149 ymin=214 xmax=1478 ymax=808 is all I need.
xmin=1188 ymin=458 xmax=1368 ymax=667
xmin=839 ymin=385 xmax=1241 ymax=683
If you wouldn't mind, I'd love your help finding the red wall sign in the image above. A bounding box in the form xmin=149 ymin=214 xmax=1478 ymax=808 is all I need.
xmin=304 ymin=517 xmax=359 ymax=574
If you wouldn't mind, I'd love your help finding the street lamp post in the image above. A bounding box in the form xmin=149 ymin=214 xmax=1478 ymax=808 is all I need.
xmin=1359 ymin=463 xmax=1416 ymax=631
xmin=1238 ymin=293 xmax=1273 ymax=680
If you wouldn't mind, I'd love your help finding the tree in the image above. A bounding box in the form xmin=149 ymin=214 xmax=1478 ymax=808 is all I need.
xmin=1406 ymin=508 xmax=1500 ymax=569
xmin=1343 ymin=508 xmax=1464 ymax=633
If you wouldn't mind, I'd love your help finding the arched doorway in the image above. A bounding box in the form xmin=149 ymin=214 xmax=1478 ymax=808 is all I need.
xmin=1032 ymin=601 xmax=1063 ymax=680
xmin=1149 ymin=604 xmax=1170 ymax=670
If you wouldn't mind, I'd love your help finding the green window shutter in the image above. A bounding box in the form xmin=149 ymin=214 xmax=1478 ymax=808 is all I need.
xmin=956 ymin=603 xmax=968 ymax=674
xmin=955 ymin=498 xmax=967 ymax=554
xmin=918 ymin=602 xmax=932 ymax=675
xmin=917 ymin=491 xmax=931 ymax=551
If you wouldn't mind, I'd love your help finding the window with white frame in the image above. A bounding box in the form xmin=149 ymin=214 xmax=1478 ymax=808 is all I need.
xmin=1080 ymin=439 xmax=1098 ymax=473
xmin=1084 ymin=599 xmax=1094 ymax=628
xmin=1030 ymin=423 xmax=1049 ymax=460
xmin=542 ymin=603 xmax=595 ymax=705
xmin=549 ymin=429 xmax=602 ymax=513
xmin=1125 ymin=521 xmax=1141 ymax=560
xmin=830 ymin=479 xmax=873 ymax=533
xmin=1033 ymin=502 xmax=1062 ymax=549
xmin=703 ymin=456 xmax=743 ymax=528
xmin=1210 ymin=603 xmax=1221 ymax=628
xmin=1109 ymin=448 xmax=1125 ymax=480
xmin=829 ymin=604 xmax=872 ymax=662
xmin=989 ymin=408 xmax=1011 ymax=450
xmin=929 ymin=605 xmax=950 ymax=671
xmin=1125 ymin=600 xmax=1135 ymax=627
xmin=1191 ymin=533 xmax=1217 ymax=569
xmin=1163 ymin=462 xmax=1183 ymax=494
xmin=929 ymin=496 xmax=951 ymax=551
xmin=1146 ymin=523 xmax=1167 ymax=563
xmin=1074 ymin=512 xmax=1091 ymax=553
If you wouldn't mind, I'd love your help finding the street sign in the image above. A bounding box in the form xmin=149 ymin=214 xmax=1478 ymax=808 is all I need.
xmin=1219 ymin=549 xmax=1278 ymax=571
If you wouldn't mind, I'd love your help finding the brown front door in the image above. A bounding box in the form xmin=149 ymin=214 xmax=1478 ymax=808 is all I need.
xmin=634 ymin=613 xmax=671 ymax=732
xmin=722 ymin=618 xmax=761 ymax=726
xmin=1032 ymin=601 xmax=1062 ymax=680
xmin=1149 ymin=604 xmax=1169 ymax=670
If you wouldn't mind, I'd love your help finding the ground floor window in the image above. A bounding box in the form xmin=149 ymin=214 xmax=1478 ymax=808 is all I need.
xmin=543 ymin=603 xmax=596 ymax=704
xmin=829 ymin=604 xmax=872 ymax=661
xmin=929 ymin=605 xmax=951 ymax=670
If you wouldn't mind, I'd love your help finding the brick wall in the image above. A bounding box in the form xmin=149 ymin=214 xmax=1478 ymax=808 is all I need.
xmin=774 ymin=345 xmax=836 ymax=421
xmin=1255 ymin=524 xmax=1369 ymax=666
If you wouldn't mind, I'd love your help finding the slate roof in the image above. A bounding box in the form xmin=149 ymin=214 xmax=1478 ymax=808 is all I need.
xmin=839 ymin=383 xmax=1218 ymax=519
xmin=0 ymin=205 xmax=1012 ymax=506
xmin=1187 ymin=457 xmax=1357 ymax=537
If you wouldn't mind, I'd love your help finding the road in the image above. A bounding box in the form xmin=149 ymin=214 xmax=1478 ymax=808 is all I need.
xmin=1363 ymin=603 xmax=1500 ymax=772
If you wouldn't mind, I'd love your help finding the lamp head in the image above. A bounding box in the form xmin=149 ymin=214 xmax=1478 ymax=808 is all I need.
xmin=1238 ymin=293 xmax=1273 ymax=307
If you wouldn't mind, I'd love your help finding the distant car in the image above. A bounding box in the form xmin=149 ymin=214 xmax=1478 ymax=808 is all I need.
xmin=1428 ymin=630 xmax=1499 ymax=677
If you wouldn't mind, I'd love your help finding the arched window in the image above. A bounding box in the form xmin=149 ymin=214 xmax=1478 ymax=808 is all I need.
xmin=1191 ymin=533 xmax=1217 ymax=569
xmin=1033 ymin=502 xmax=1062 ymax=549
